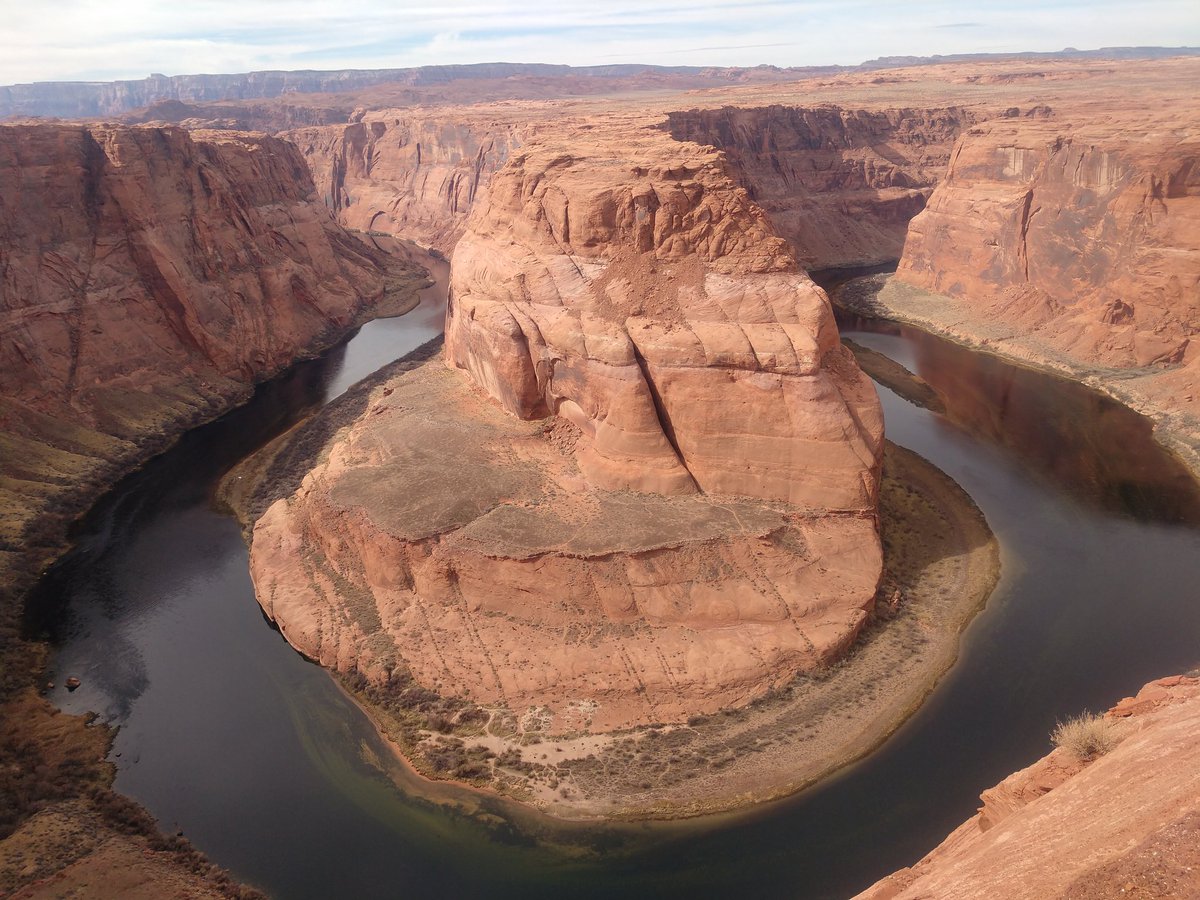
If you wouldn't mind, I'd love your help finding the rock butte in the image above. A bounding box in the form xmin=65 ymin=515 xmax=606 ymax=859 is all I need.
xmin=249 ymin=55 xmax=1200 ymax=757
xmin=856 ymin=676 xmax=1200 ymax=900
xmin=250 ymin=119 xmax=886 ymax=734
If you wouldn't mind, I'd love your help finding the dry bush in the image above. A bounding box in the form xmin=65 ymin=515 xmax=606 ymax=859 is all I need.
xmin=1051 ymin=712 xmax=1121 ymax=761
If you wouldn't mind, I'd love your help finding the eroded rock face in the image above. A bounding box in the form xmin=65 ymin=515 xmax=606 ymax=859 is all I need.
xmin=250 ymin=120 xmax=885 ymax=735
xmin=288 ymin=112 xmax=525 ymax=253
xmin=251 ymin=363 xmax=882 ymax=733
xmin=0 ymin=122 xmax=418 ymax=557
xmin=445 ymin=124 xmax=884 ymax=508
xmin=665 ymin=105 xmax=972 ymax=268
xmin=856 ymin=676 xmax=1200 ymax=900
xmin=897 ymin=113 xmax=1200 ymax=373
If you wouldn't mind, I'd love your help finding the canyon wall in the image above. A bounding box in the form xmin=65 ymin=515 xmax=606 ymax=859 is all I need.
xmin=665 ymin=105 xmax=971 ymax=269
xmin=250 ymin=119 xmax=885 ymax=736
xmin=0 ymin=121 xmax=423 ymax=896
xmin=856 ymin=675 xmax=1200 ymax=899
xmin=0 ymin=123 xmax=421 ymax=575
xmin=898 ymin=114 xmax=1199 ymax=370
xmin=287 ymin=113 xmax=526 ymax=252
xmin=888 ymin=110 xmax=1200 ymax=450
xmin=291 ymin=104 xmax=972 ymax=270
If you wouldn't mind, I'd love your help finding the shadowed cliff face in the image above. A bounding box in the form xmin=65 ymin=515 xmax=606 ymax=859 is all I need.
xmin=664 ymin=105 xmax=972 ymax=269
xmin=0 ymin=123 xmax=420 ymax=571
xmin=288 ymin=113 xmax=526 ymax=252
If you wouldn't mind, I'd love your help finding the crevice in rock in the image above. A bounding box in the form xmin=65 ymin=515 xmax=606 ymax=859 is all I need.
xmin=628 ymin=340 xmax=699 ymax=492
xmin=1017 ymin=188 xmax=1036 ymax=281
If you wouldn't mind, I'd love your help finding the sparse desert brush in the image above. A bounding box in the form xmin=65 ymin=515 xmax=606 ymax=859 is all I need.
xmin=1051 ymin=711 xmax=1121 ymax=761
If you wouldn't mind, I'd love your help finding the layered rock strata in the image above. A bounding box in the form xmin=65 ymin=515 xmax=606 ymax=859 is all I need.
xmin=444 ymin=125 xmax=884 ymax=508
xmin=899 ymin=112 xmax=1199 ymax=371
xmin=250 ymin=121 xmax=885 ymax=735
xmin=288 ymin=112 xmax=525 ymax=251
xmin=856 ymin=675 xmax=1200 ymax=900
xmin=290 ymin=104 xmax=971 ymax=270
xmin=889 ymin=105 xmax=1200 ymax=459
xmin=665 ymin=105 xmax=971 ymax=268
xmin=251 ymin=362 xmax=882 ymax=733
xmin=0 ymin=123 xmax=421 ymax=571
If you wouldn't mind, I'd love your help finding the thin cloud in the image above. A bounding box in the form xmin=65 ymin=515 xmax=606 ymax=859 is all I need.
xmin=659 ymin=42 xmax=796 ymax=55
xmin=1 ymin=0 xmax=1198 ymax=83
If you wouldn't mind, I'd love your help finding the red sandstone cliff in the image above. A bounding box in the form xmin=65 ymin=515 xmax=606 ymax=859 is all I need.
xmin=899 ymin=112 xmax=1199 ymax=370
xmin=287 ymin=112 xmax=525 ymax=252
xmin=445 ymin=121 xmax=883 ymax=507
xmin=0 ymin=123 xmax=421 ymax=564
xmin=887 ymin=104 xmax=1200 ymax=458
xmin=856 ymin=676 xmax=1200 ymax=900
xmin=665 ymin=105 xmax=971 ymax=269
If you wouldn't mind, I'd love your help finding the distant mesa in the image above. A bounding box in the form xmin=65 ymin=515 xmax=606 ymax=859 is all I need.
xmin=2 ymin=47 xmax=1196 ymax=119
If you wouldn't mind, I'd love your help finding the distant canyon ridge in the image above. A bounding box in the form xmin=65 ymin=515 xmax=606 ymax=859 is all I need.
xmin=2 ymin=47 xmax=1197 ymax=119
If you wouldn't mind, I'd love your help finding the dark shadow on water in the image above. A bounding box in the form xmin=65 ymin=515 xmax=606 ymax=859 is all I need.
xmin=837 ymin=312 xmax=1200 ymax=526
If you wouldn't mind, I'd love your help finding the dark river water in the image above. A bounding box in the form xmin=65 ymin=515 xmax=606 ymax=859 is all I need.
xmin=26 ymin=267 xmax=1200 ymax=899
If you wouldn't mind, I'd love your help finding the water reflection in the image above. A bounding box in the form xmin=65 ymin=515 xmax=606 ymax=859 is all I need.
xmin=838 ymin=313 xmax=1200 ymax=525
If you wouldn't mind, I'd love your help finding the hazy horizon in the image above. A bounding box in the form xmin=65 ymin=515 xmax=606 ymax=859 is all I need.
xmin=3 ymin=0 xmax=1199 ymax=85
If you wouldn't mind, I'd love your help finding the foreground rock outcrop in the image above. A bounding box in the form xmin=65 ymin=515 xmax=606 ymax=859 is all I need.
xmin=857 ymin=675 xmax=1200 ymax=899
xmin=250 ymin=119 xmax=885 ymax=741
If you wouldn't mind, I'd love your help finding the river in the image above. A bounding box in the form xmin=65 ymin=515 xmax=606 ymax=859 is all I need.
xmin=26 ymin=261 xmax=1200 ymax=899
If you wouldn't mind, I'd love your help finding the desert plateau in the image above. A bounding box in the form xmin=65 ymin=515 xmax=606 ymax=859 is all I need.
xmin=2 ymin=6 xmax=1199 ymax=899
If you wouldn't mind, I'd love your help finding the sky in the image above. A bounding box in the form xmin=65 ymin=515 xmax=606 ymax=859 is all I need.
xmin=2 ymin=0 xmax=1198 ymax=84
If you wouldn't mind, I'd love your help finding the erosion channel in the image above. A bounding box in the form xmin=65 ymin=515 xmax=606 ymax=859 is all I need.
xmin=26 ymin=263 xmax=1200 ymax=900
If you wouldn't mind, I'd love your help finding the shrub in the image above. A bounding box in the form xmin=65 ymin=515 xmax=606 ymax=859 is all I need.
xmin=1051 ymin=712 xmax=1121 ymax=761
